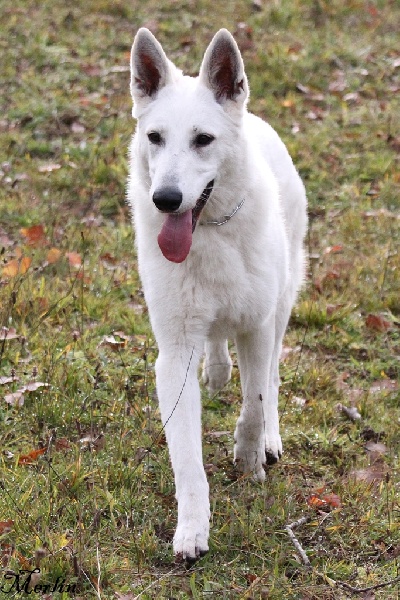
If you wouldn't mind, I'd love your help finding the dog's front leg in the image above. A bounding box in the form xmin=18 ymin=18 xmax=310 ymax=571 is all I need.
xmin=234 ymin=322 xmax=282 ymax=481
xmin=156 ymin=345 xmax=210 ymax=560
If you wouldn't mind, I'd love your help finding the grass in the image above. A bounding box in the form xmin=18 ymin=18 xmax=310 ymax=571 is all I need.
xmin=0 ymin=0 xmax=399 ymax=598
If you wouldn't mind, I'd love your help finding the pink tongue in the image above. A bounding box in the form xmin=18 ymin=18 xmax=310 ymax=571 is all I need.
xmin=157 ymin=210 xmax=193 ymax=263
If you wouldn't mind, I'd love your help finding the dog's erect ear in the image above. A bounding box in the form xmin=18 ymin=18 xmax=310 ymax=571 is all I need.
xmin=130 ymin=28 xmax=174 ymax=116
xmin=199 ymin=29 xmax=249 ymax=109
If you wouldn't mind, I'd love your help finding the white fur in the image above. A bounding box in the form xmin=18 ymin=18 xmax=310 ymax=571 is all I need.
xmin=128 ymin=28 xmax=307 ymax=560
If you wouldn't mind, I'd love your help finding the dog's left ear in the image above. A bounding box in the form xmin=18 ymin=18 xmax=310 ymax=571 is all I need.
xmin=199 ymin=29 xmax=249 ymax=110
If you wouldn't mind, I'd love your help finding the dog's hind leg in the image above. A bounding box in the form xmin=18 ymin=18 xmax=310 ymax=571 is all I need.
xmin=155 ymin=342 xmax=210 ymax=560
xmin=234 ymin=319 xmax=282 ymax=481
xmin=202 ymin=339 xmax=232 ymax=394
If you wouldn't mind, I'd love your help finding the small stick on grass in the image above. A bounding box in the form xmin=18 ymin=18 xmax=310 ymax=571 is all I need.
xmin=285 ymin=515 xmax=311 ymax=566
xmin=336 ymin=574 xmax=400 ymax=594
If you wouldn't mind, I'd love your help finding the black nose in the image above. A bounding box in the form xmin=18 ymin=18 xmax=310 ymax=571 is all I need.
xmin=153 ymin=187 xmax=183 ymax=212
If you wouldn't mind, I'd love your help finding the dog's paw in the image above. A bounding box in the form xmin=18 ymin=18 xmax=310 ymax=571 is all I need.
xmin=173 ymin=521 xmax=209 ymax=561
xmin=202 ymin=360 xmax=232 ymax=394
xmin=234 ymin=433 xmax=282 ymax=481
xmin=264 ymin=432 xmax=283 ymax=465
xmin=234 ymin=442 xmax=266 ymax=482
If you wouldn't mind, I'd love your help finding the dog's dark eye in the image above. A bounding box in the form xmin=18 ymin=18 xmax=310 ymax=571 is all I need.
xmin=194 ymin=134 xmax=215 ymax=148
xmin=148 ymin=131 xmax=162 ymax=145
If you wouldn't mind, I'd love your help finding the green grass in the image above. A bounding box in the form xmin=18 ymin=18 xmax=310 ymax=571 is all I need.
xmin=0 ymin=0 xmax=399 ymax=598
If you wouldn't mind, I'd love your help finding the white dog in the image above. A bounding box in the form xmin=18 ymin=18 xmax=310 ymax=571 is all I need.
xmin=128 ymin=28 xmax=307 ymax=560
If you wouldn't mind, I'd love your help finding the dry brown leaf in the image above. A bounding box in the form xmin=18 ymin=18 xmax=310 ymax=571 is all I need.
xmin=54 ymin=437 xmax=71 ymax=452
xmin=307 ymin=492 xmax=341 ymax=510
xmin=66 ymin=251 xmax=82 ymax=267
xmin=0 ymin=519 xmax=14 ymax=534
xmin=100 ymin=252 xmax=119 ymax=267
xmin=366 ymin=314 xmax=392 ymax=332
xmin=47 ymin=247 xmax=62 ymax=264
xmin=2 ymin=256 xmax=31 ymax=277
xmin=20 ymin=224 xmax=46 ymax=246
xmin=18 ymin=447 xmax=47 ymax=465
xmin=324 ymin=244 xmax=343 ymax=254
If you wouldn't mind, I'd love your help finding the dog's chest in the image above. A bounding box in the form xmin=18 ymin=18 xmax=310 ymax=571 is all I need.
xmin=179 ymin=249 xmax=280 ymax=336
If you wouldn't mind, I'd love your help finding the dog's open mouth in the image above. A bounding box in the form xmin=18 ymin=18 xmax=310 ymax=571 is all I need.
xmin=157 ymin=180 xmax=214 ymax=263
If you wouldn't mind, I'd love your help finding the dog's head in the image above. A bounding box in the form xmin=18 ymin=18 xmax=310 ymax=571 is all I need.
xmin=130 ymin=28 xmax=249 ymax=263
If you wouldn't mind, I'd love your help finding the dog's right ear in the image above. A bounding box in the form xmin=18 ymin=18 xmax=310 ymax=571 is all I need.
xmin=130 ymin=28 xmax=173 ymax=117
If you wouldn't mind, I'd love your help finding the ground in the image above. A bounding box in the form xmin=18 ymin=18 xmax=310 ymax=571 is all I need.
xmin=0 ymin=1 xmax=399 ymax=598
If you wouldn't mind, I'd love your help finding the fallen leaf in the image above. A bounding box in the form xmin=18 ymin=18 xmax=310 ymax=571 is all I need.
xmin=22 ymin=381 xmax=49 ymax=392
xmin=66 ymin=251 xmax=82 ymax=267
xmin=365 ymin=441 xmax=387 ymax=455
xmin=350 ymin=463 xmax=387 ymax=486
xmin=204 ymin=463 xmax=219 ymax=475
xmin=38 ymin=163 xmax=61 ymax=173
xmin=46 ymin=247 xmax=62 ymax=264
xmin=134 ymin=447 xmax=148 ymax=463
xmin=366 ymin=314 xmax=392 ymax=332
xmin=2 ymin=256 xmax=31 ymax=277
xmin=207 ymin=431 xmax=230 ymax=438
xmin=365 ymin=442 xmax=388 ymax=464
xmin=79 ymin=433 xmax=105 ymax=452
xmin=321 ymin=493 xmax=342 ymax=509
xmin=113 ymin=331 xmax=131 ymax=341
xmin=362 ymin=207 xmax=400 ymax=219
xmin=4 ymin=392 xmax=24 ymax=406
xmin=307 ymin=492 xmax=341 ymax=510
xmin=100 ymin=253 xmax=118 ymax=268
xmin=0 ymin=376 xmax=19 ymax=385
xmin=324 ymin=244 xmax=343 ymax=254
xmin=0 ymin=327 xmax=20 ymax=341
xmin=370 ymin=379 xmax=398 ymax=393
xmin=307 ymin=494 xmax=327 ymax=509
xmin=0 ymin=519 xmax=14 ymax=534
xmin=102 ymin=335 xmax=127 ymax=350
xmin=337 ymin=403 xmax=362 ymax=421
xmin=18 ymin=447 xmax=47 ymax=465
xmin=20 ymin=224 xmax=46 ymax=246
xmin=54 ymin=437 xmax=71 ymax=452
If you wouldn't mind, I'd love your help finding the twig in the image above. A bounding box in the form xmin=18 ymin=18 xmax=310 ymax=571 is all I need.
xmin=285 ymin=516 xmax=400 ymax=593
xmin=336 ymin=574 xmax=400 ymax=594
xmin=285 ymin=515 xmax=311 ymax=566
xmin=96 ymin=544 xmax=102 ymax=600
